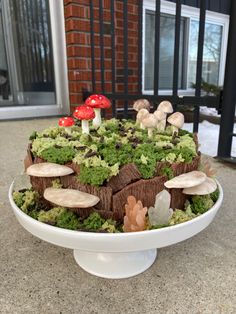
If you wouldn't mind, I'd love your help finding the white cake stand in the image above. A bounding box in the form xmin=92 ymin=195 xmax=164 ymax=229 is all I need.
xmin=9 ymin=179 xmax=223 ymax=279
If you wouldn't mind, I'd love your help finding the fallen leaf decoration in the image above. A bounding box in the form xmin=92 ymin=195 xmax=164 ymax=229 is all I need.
xmin=123 ymin=196 xmax=147 ymax=232
xmin=202 ymin=159 xmax=217 ymax=177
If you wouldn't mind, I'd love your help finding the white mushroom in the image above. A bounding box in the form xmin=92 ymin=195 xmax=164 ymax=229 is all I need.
xmin=157 ymin=101 xmax=174 ymax=130
xmin=167 ymin=112 xmax=184 ymax=135
xmin=26 ymin=163 xmax=74 ymax=177
xmin=154 ymin=110 xmax=166 ymax=131
xmin=44 ymin=188 xmax=100 ymax=208
xmin=141 ymin=113 xmax=158 ymax=138
xmin=133 ymin=99 xmax=151 ymax=112
xmin=136 ymin=108 xmax=149 ymax=129
xmin=183 ymin=177 xmax=217 ymax=195
xmin=164 ymin=171 xmax=207 ymax=189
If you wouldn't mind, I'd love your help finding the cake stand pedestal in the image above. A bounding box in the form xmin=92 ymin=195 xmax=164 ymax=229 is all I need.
xmin=73 ymin=249 xmax=157 ymax=279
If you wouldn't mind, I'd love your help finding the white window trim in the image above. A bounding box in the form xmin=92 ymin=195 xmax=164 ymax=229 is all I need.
xmin=142 ymin=0 xmax=229 ymax=95
xmin=0 ymin=0 xmax=70 ymax=120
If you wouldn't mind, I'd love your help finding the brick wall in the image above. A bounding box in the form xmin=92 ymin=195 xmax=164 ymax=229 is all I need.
xmin=64 ymin=0 xmax=140 ymax=113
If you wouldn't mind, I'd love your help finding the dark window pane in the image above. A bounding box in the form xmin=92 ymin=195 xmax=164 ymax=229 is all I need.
xmin=188 ymin=20 xmax=222 ymax=88
xmin=144 ymin=11 xmax=186 ymax=90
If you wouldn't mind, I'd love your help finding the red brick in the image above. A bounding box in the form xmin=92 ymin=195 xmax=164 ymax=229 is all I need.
xmin=64 ymin=5 xmax=89 ymax=19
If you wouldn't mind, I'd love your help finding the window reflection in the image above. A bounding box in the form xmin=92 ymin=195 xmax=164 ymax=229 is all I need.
xmin=144 ymin=11 xmax=223 ymax=92
xmin=145 ymin=11 xmax=185 ymax=90
xmin=188 ymin=20 xmax=222 ymax=88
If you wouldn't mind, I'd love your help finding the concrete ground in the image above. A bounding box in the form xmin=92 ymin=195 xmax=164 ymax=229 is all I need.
xmin=0 ymin=118 xmax=236 ymax=314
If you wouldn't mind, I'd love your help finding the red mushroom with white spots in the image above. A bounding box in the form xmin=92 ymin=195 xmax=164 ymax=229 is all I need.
xmin=73 ymin=105 xmax=95 ymax=135
xmin=85 ymin=94 xmax=111 ymax=128
xmin=58 ymin=116 xmax=75 ymax=134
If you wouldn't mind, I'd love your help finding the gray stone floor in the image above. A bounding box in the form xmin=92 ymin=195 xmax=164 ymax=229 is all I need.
xmin=0 ymin=118 xmax=236 ymax=314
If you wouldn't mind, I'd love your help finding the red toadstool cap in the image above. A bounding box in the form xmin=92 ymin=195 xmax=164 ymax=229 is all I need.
xmin=73 ymin=105 xmax=95 ymax=120
xmin=58 ymin=116 xmax=75 ymax=127
xmin=85 ymin=94 xmax=111 ymax=109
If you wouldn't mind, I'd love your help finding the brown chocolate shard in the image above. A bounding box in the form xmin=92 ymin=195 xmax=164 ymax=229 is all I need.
xmin=170 ymin=188 xmax=188 ymax=210
xmin=34 ymin=156 xmax=45 ymax=164
xmin=30 ymin=176 xmax=58 ymax=194
xmin=60 ymin=175 xmax=112 ymax=211
xmin=70 ymin=207 xmax=123 ymax=222
xmin=24 ymin=144 xmax=34 ymax=170
xmin=112 ymin=175 xmax=167 ymax=213
xmin=107 ymin=163 xmax=141 ymax=192
xmin=171 ymin=154 xmax=201 ymax=177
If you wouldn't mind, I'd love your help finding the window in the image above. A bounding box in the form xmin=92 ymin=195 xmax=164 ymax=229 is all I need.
xmin=143 ymin=0 xmax=229 ymax=94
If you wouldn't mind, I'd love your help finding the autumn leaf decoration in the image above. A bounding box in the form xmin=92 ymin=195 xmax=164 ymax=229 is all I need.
xmin=123 ymin=196 xmax=147 ymax=232
xmin=202 ymin=158 xmax=217 ymax=177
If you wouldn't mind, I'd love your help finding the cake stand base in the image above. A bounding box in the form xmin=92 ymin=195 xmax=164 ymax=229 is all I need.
xmin=73 ymin=249 xmax=157 ymax=279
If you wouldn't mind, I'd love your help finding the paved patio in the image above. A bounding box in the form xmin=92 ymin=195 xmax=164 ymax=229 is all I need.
xmin=0 ymin=118 xmax=236 ymax=314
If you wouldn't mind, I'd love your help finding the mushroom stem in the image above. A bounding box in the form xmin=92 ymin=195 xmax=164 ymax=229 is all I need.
xmin=65 ymin=126 xmax=72 ymax=135
xmin=93 ymin=108 xmax=102 ymax=128
xmin=147 ymin=128 xmax=154 ymax=138
xmin=140 ymin=122 xmax=145 ymax=129
xmin=171 ymin=125 xmax=179 ymax=135
xmin=156 ymin=119 xmax=166 ymax=131
xmin=81 ymin=120 xmax=90 ymax=134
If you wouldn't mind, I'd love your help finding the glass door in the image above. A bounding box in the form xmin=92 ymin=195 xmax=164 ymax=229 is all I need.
xmin=0 ymin=0 xmax=69 ymax=118
xmin=0 ymin=1 xmax=11 ymax=102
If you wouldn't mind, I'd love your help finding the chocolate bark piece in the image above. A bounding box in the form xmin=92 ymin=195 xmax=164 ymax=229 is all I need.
xmin=67 ymin=162 xmax=80 ymax=174
xmin=112 ymin=175 xmax=167 ymax=213
xmin=106 ymin=163 xmax=141 ymax=192
xmin=169 ymin=188 xmax=188 ymax=210
xmin=70 ymin=207 xmax=123 ymax=222
xmin=34 ymin=156 xmax=44 ymax=164
xmin=171 ymin=154 xmax=201 ymax=177
xmin=30 ymin=176 xmax=58 ymax=194
xmin=60 ymin=175 xmax=113 ymax=211
xmin=24 ymin=144 xmax=34 ymax=170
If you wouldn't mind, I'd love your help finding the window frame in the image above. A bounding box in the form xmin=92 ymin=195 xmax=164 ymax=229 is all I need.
xmin=142 ymin=0 xmax=229 ymax=95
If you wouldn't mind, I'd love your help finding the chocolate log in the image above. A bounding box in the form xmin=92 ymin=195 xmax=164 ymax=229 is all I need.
xmin=106 ymin=163 xmax=141 ymax=192
xmin=112 ymin=175 xmax=167 ymax=213
xmin=60 ymin=175 xmax=113 ymax=211
xmin=171 ymin=154 xmax=200 ymax=177
xmin=30 ymin=176 xmax=58 ymax=195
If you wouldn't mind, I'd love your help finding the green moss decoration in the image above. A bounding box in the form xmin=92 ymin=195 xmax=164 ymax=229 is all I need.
xmin=82 ymin=212 xmax=105 ymax=230
xmin=78 ymin=165 xmax=111 ymax=186
xmin=13 ymin=190 xmax=39 ymax=214
xmin=210 ymin=188 xmax=219 ymax=203
xmin=39 ymin=146 xmax=76 ymax=164
xmin=57 ymin=211 xmax=80 ymax=230
xmin=100 ymin=143 xmax=133 ymax=166
xmin=190 ymin=195 xmax=214 ymax=214
xmin=160 ymin=166 xmax=174 ymax=179
xmin=133 ymin=144 xmax=157 ymax=179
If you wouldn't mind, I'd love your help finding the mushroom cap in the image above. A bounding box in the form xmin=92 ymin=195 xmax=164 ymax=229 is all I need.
xmin=136 ymin=108 xmax=149 ymax=123
xmin=26 ymin=162 xmax=74 ymax=177
xmin=157 ymin=101 xmax=173 ymax=114
xmin=164 ymin=171 xmax=207 ymax=189
xmin=58 ymin=116 xmax=75 ymax=127
xmin=85 ymin=94 xmax=111 ymax=109
xmin=44 ymin=187 xmax=100 ymax=208
xmin=154 ymin=109 xmax=166 ymax=121
xmin=73 ymin=105 xmax=95 ymax=120
xmin=183 ymin=177 xmax=217 ymax=195
xmin=167 ymin=112 xmax=184 ymax=129
xmin=133 ymin=99 xmax=150 ymax=112
xmin=141 ymin=113 xmax=158 ymax=128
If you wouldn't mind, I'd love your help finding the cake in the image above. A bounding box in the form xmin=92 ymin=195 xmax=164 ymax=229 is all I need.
xmin=13 ymin=97 xmax=219 ymax=232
